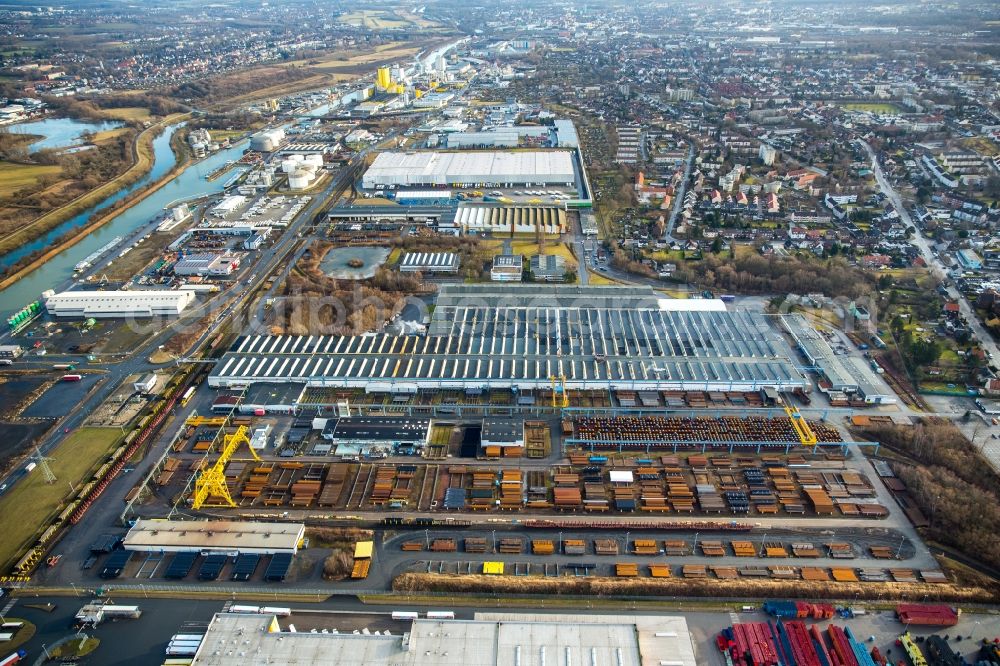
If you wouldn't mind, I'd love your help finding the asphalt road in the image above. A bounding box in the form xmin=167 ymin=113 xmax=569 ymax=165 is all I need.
xmin=664 ymin=144 xmax=695 ymax=241
xmin=863 ymin=139 xmax=1000 ymax=471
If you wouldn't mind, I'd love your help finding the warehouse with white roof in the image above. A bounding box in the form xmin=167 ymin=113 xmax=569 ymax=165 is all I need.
xmin=43 ymin=289 xmax=196 ymax=318
xmin=190 ymin=611 xmax=697 ymax=666
xmin=123 ymin=519 xmax=305 ymax=555
xmin=362 ymin=150 xmax=575 ymax=188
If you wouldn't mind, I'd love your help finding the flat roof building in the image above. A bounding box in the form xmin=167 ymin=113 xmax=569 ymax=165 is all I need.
xmin=44 ymin=290 xmax=195 ymax=319
xmin=174 ymin=253 xmax=241 ymax=277
xmin=322 ymin=416 xmax=430 ymax=447
xmin=240 ymin=382 xmax=306 ymax=414
xmin=399 ymin=252 xmax=460 ymax=274
xmin=530 ymin=253 xmax=568 ymax=281
xmin=781 ymin=314 xmax=857 ymax=393
xmin=362 ymin=150 xmax=575 ymax=188
xmin=210 ymin=195 xmax=247 ymax=217
xmin=481 ymin=419 xmax=523 ymax=448
xmin=123 ymin=519 xmax=305 ymax=555
xmin=133 ymin=373 xmax=157 ymax=394
xmin=553 ymin=119 xmax=580 ymax=147
xmin=189 ymin=612 xmax=697 ymax=665
xmin=491 ymin=254 xmax=523 ymax=282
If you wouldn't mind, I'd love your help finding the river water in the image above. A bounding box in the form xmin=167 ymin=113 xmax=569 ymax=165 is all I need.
xmin=7 ymin=117 xmax=124 ymax=153
xmin=0 ymin=127 xmax=248 ymax=319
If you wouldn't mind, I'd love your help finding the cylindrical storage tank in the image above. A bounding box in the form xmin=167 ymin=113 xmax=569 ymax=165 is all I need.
xmin=288 ymin=169 xmax=313 ymax=190
xmin=304 ymin=154 xmax=324 ymax=168
xmin=281 ymin=159 xmax=299 ymax=174
xmin=250 ymin=135 xmax=275 ymax=152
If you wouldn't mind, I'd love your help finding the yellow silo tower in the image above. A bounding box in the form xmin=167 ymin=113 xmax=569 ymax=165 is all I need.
xmin=376 ymin=66 xmax=392 ymax=91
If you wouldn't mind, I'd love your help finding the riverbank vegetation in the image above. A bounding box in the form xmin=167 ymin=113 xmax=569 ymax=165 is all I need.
xmin=42 ymin=93 xmax=185 ymax=124
xmin=0 ymin=94 xmax=189 ymax=259
xmin=0 ymin=113 xmax=190 ymax=285
xmin=0 ymin=129 xmax=135 ymax=251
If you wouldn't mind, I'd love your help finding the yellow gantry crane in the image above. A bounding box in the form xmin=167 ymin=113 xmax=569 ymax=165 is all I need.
xmin=192 ymin=425 xmax=260 ymax=509
xmin=550 ymin=374 xmax=570 ymax=408
xmin=185 ymin=416 xmax=227 ymax=427
xmin=783 ymin=402 xmax=818 ymax=447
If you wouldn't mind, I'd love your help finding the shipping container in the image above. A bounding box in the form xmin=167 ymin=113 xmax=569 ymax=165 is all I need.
xmin=896 ymin=604 xmax=959 ymax=626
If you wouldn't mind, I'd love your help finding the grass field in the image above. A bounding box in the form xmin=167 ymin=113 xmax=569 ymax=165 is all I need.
xmin=842 ymin=102 xmax=902 ymax=114
xmin=484 ymin=240 xmax=577 ymax=266
xmin=961 ymin=136 xmax=999 ymax=157
xmin=396 ymin=9 xmax=440 ymax=28
xmin=338 ymin=10 xmax=408 ymax=29
xmin=0 ymin=161 xmax=62 ymax=197
xmin=0 ymin=426 xmax=123 ymax=571
xmin=209 ymin=129 xmax=248 ymax=142
xmin=101 ymin=107 xmax=151 ymax=121
xmin=308 ymin=43 xmax=423 ymax=70
xmin=587 ymin=271 xmax=621 ymax=285
xmin=89 ymin=127 xmax=130 ymax=143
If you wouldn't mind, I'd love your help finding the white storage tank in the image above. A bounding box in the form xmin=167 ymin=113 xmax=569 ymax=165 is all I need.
xmin=250 ymin=134 xmax=275 ymax=152
xmin=281 ymin=157 xmax=302 ymax=174
xmin=288 ymin=169 xmax=314 ymax=190
xmin=304 ymin=154 xmax=324 ymax=168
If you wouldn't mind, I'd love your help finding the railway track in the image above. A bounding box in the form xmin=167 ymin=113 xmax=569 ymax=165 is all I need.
xmin=346 ymin=463 xmax=375 ymax=509
xmin=417 ymin=465 xmax=438 ymax=510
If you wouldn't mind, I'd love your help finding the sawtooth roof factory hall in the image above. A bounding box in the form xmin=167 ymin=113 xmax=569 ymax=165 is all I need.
xmin=209 ymin=285 xmax=808 ymax=393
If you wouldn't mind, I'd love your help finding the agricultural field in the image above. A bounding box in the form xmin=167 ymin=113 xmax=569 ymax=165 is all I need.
xmin=338 ymin=10 xmax=409 ymax=29
xmin=0 ymin=427 xmax=123 ymax=571
xmin=0 ymin=162 xmax=62 ymax=197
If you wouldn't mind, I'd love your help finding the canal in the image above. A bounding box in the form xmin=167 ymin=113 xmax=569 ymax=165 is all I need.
xmin=0 ymin=125 xmax=248 ymax=319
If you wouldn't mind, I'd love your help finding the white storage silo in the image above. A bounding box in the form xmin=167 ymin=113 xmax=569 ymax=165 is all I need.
xmin=288 ymin=168 xmax=314 ymax=190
